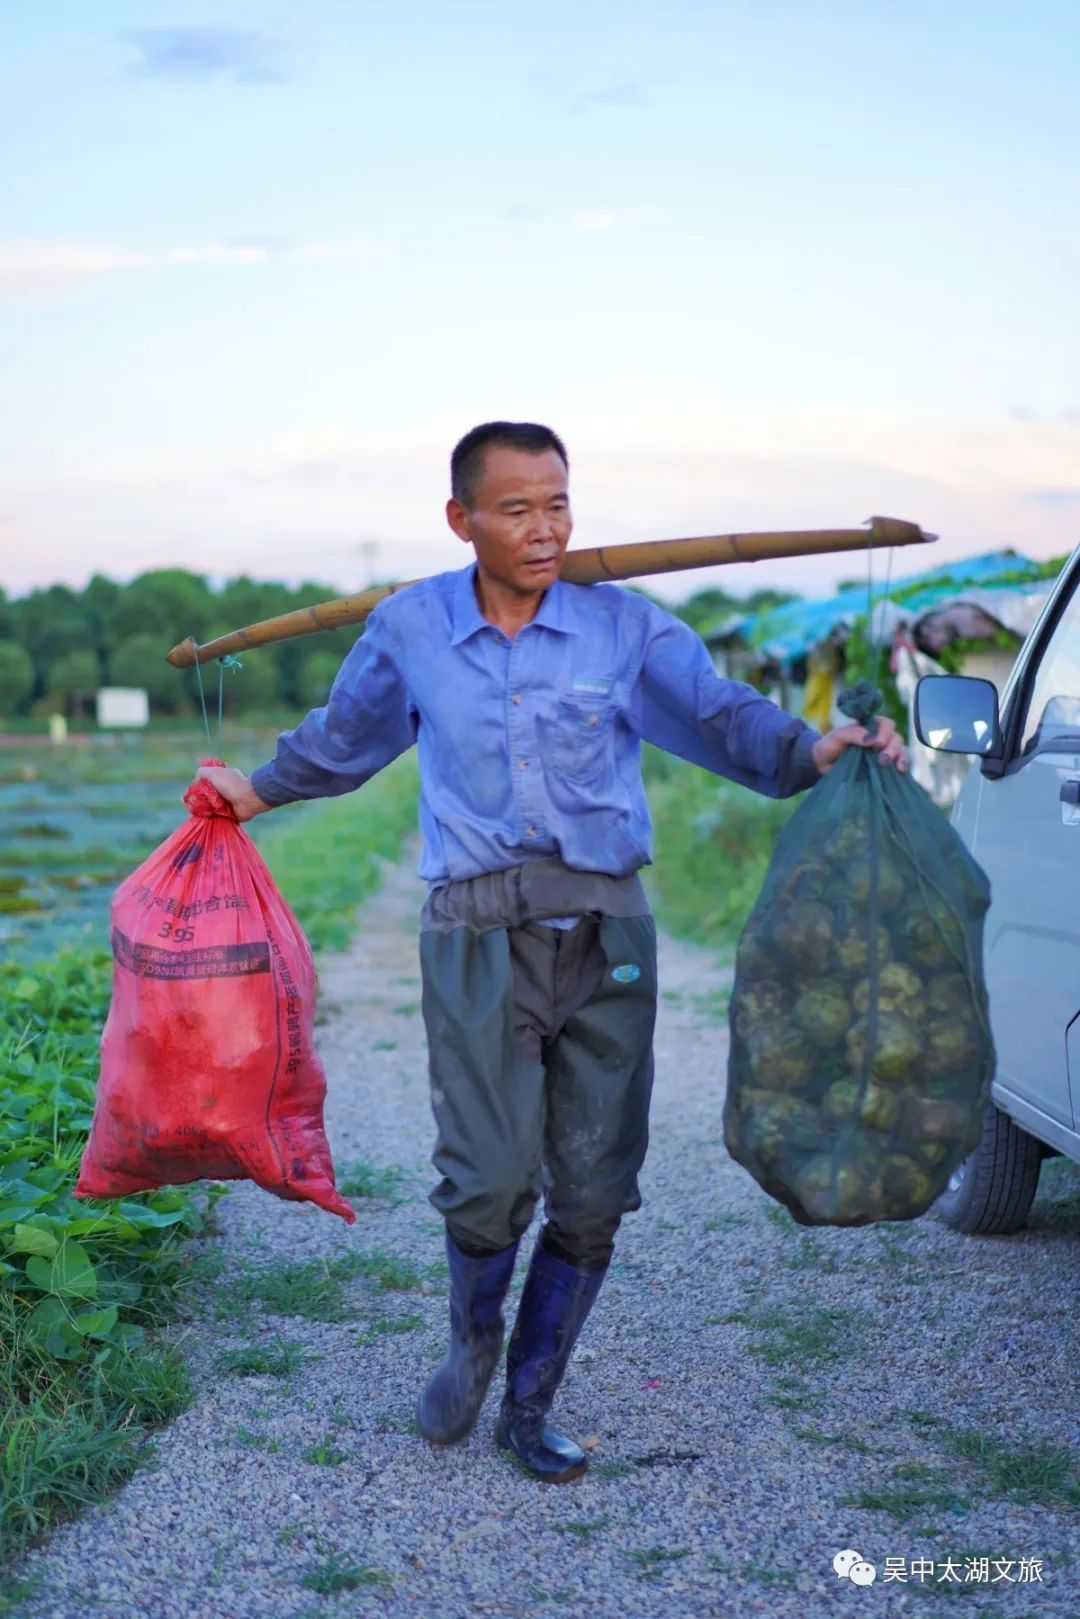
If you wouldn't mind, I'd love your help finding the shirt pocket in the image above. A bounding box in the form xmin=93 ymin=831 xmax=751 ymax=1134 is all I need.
xmin=545 ymin=694 xmax=620 ymax=788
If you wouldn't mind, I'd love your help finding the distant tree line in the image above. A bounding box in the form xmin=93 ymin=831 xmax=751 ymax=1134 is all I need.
xmin=0 ymin=569 xmax=797 ymax=720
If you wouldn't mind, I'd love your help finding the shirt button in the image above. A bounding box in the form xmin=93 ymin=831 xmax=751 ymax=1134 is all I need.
xmin=587 ymin=713 xmax=598 ymax=725
xmin=511 ymin=694 xmax=522 ymax=704
xmin=526 ymin=825 xmax=537 ymax=836
xmin=518 ymin=760 xmax=528 ymax=770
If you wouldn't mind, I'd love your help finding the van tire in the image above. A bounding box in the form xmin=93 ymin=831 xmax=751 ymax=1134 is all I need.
xmin=933 ymin=1101 xmax=1043 ymax=1235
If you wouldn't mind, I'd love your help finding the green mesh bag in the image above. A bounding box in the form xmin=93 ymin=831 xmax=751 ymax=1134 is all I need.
xmin=723 ymin=681 xmax=995 ymax=1226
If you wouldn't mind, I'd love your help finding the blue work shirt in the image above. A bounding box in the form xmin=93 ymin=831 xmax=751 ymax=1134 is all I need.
xmin=249 ymin=561 xmax=823 ymax=892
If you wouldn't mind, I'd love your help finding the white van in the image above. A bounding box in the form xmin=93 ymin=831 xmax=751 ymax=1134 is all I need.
xmin=915 ymin=550 xmax=1080 ymax=1232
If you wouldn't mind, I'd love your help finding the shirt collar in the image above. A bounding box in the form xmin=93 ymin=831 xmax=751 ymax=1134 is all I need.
xmin=449 ymin=561 xmax=580 ymax=646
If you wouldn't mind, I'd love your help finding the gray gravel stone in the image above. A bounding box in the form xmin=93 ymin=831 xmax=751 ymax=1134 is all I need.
xmin=9 ymin=838 xmax=1080 ymax=1618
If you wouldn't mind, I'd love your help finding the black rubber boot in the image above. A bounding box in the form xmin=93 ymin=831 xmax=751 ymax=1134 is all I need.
xmin=416 ymin=1231 xmax=520 ymax=1446
xmin=494 ymin=1240 xmax=608 ymax=1483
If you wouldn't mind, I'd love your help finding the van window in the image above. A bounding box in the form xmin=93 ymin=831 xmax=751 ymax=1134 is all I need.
xmin=1020 ymin=579 xmax=1080 ymax=753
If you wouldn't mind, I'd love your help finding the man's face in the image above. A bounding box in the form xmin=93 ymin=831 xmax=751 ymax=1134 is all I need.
xmin=446 ymin=445 xmax=572 ymax=596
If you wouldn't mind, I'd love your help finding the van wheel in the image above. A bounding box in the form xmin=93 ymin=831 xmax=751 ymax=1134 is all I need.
xmin=933 ymin=1101 xmax=1043 ymax=1234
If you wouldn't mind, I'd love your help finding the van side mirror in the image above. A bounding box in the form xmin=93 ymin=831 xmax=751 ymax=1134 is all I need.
xmin=914 ymin=674 xmax=1002 ymax=756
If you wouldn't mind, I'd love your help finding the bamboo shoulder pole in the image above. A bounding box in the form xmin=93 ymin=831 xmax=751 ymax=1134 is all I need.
xmin=166 ymin=515 xmax=935 ymax=668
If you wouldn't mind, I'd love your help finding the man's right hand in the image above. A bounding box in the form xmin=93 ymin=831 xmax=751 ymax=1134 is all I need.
xmin=195 ymin=765 xmax=273 ymax=822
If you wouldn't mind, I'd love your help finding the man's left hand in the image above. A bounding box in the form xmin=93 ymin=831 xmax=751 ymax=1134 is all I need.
xmin=811 ymin=715 xmax=909 ymax=776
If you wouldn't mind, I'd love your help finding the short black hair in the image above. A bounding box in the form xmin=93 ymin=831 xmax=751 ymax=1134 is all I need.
xmin=450 ymin=421 xmax=569 ymax=509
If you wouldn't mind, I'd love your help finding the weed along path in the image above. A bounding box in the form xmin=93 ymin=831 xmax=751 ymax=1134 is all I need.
xmin=10 ymin=837 xmax=1080 ymax=1619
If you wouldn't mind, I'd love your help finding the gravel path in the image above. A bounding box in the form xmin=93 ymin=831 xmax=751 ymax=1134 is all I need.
xmin=10 ymin=838 xmax=1080 ymax=1619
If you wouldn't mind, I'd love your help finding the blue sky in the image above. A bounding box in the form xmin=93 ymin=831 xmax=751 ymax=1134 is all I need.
xmin=3 ymin=0 xmax=1079 ymax=605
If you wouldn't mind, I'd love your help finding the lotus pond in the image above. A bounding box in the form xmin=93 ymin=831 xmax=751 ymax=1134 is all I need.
xmin=0 ymin=729 xmax=286 ymax=960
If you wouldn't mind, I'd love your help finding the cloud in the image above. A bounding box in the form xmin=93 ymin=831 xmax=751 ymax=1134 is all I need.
xmin=8 ymin=407 xmax=1080 ymax=602
xmin=126 ymin=27 xmax=288 ymax=86
xmin=574 ymin=212 xmax=615 ymax=231
xmin=0 ymin=239 xmax=389 ymax=297
xmin=1024 ymin=489 xmax=1080 ymax=505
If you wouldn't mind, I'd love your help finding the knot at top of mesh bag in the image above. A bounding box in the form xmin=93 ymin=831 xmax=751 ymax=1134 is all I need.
xmin=838 ymin=680 xmax=883 ymax=732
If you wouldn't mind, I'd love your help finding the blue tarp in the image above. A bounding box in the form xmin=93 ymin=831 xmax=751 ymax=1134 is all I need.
xmin=710 ymin=550 xmax=1047 ymax=664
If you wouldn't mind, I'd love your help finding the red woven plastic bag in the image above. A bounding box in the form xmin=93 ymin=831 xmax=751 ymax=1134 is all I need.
xmin=74 ymin=761 xmax=356 ymax=1223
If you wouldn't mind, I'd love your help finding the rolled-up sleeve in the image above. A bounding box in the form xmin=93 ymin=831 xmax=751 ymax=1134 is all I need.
xmin=249 ymin=606 xmax=417 ymax=806
xmin=628 ymin=602 xmax=822 ymax=799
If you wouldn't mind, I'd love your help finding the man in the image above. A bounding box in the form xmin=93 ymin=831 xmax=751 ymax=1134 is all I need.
xmin=199 ymin=421 xmax=907 ymax=1485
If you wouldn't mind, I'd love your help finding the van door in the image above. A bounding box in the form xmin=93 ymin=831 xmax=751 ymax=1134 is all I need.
xmin=968 ymin=573 xmax=1080 ymax=1130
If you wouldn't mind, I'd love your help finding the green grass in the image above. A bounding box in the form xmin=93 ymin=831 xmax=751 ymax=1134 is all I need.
xmin=258 ymin=750 xmax=419 ymax=951
xmin=640 ymin=744 xmax=794 ymax=949
xmin=744 ymin=1560 xmax=796 ymax=1586
xmin=352 ymin=1249 xmax=426 ymax=1292
xmin=843 ymin=1459 xmax=971 ymax=1522
xmin=0 ymin=750 xmax=422 ymax=1575
xmin=558 ymin=1517 xmax=610 ymax=1538
xmin=355 ymin=1312 xmax=423 ymax=1347
xmin=625 ymin=1544 xmax=690 ymax=1579
xmin=213 ymin=1338 xmax=321 ymax=1379
xmin=374 ymin=1407 xmax=418 ymax=1435
xmin=793 ymin=1423 xmax=880 ymax=1456
xmin=889 ymin=1410 xmax=1080 ymax=1517
xmin=0 ymin=953 xmax=213 ymax=1569
xmin=204 ymin=1245 xmax=426 ymax=1328
xmin=221 ymin=1254 xmax=368 ymax=1323
xmin=301 ymin=1550 xmax=394 ymax=1593
xmin=233 ymin=1425 xmax=284 ymax=1452
xmin=592 ymin=1459 xmax=635 ymax=1479
xmin=337 ymin=1158 xmax=411 ymax=1205
xmin=938 ymin=1428 xmax=1080 ymax=1511
xmin=301 ymin=1434 xmax=351 ymax=1466
xmin=0 ymin=1572 xmax=46 ymax=1616
xmin=763 ymin=1202 xmax=832 ymax=1269
xmin=720 ymin=1300 xmax=860 ymax=1368
xmin=1028 ymin=1155 xmax=1080 ymax=1236
xmin=759 ymin=1375 xmax=827 ymax=1413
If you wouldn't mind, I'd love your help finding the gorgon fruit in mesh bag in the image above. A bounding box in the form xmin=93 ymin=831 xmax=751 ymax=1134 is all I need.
xmin=724 ymin=681 xmax=994 ymax=1226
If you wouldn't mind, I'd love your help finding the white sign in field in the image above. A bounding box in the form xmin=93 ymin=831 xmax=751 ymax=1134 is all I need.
xmin=96 ymin=687 xmax=150 ymax=728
